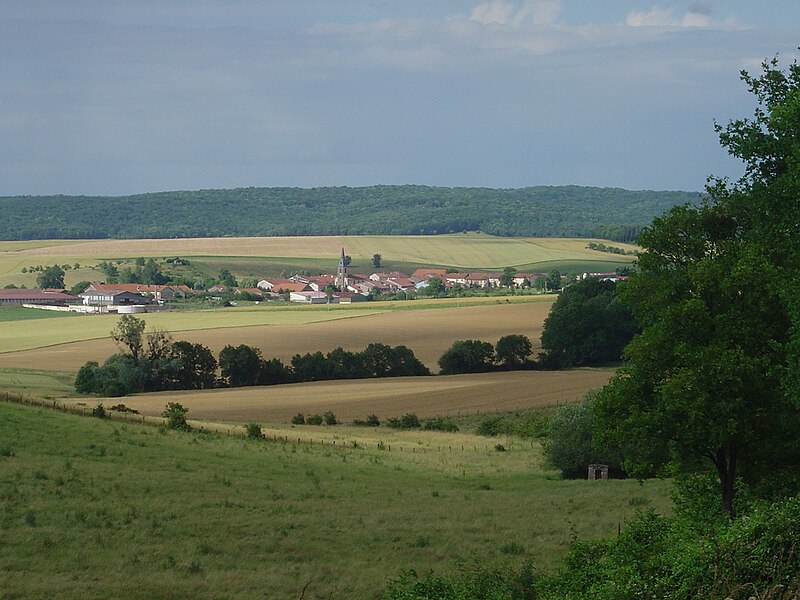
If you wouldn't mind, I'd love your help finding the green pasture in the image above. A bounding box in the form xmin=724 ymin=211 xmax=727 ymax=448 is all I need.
xmin=0 ymin=368 xmax=75 ymax=395
xmin=0 ymin=402 xmax=671 ymax=599
xmin=0 ymin=306 xmax=81 ymax=322
xmin=0 ymin=306 xmax=387 ymax=354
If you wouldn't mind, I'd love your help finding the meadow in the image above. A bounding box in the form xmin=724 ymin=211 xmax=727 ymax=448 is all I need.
xmin=0 ymin=401 xmax=671 ymax=599
xmin=0 ymin=233 xmax=637 ymax=288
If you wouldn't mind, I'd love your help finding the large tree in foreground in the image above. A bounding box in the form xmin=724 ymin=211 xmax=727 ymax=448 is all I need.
xmin=593 ymin=57 xmax=800 ymax=516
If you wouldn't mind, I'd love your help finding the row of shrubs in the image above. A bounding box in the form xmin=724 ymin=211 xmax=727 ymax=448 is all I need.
xmin=290 ymin=411 xmax=459 ymax=432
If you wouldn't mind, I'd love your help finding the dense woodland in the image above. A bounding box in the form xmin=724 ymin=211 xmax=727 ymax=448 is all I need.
xmin=0 ymin=185 xmax=697 ymax=241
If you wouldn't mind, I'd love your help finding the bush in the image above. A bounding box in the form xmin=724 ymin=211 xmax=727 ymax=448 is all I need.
xmin=387 ymin=413 xmax=421 ymax=429
xmin=291 ymin=413 xmax=305 ymax=425
xmin=91 ymin=404 xmax=107 ymax=419
xmin=438 ymin=339 xmax=496 ymax=375
xmin=353 ymin=414 xmax=381 ymax=427
xmin=162 ymin=402 xmax=191 ymax=431
xmin=245 ymin=422 xmax=263 ymax=439
xmin=306 ymin=414 xmax=323 ymax=425
xmin=423 ymin=417 xmax=459 ymax=432
xmin=323 ymin=411 xmax=338 ymax=426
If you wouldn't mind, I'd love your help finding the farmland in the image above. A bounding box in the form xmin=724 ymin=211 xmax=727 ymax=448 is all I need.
xmin=0 ymin=233 xmax=636 ymax=288
xmin=0 ymin=298 xmax=553 ymax=374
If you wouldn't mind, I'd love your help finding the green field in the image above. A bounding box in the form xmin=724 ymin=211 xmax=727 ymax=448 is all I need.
xmin=0 ymin=401 xmax=671 ymax=599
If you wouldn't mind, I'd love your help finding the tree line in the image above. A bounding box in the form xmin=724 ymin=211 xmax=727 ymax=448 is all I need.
xmin=1 ymin=185 xmax=697 ymax=241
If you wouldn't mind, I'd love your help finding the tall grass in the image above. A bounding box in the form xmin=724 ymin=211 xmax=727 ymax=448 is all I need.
xmin=0 ymin=402 xmax=670 ymax=599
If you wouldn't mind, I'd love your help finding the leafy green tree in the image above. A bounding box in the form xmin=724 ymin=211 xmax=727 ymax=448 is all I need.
xmin=217 ymin=268 xmax=237 ymax=287
xmin=539 ymin=278 xmax=637 ymax=369
xmin=219 ymin=344 xmax=261 ymax=387
xmin=110 ymin=314 xmax=146 ymax=365
xmin=68 ymin=280 xmax=91 ymax=295
xmin=141 ymin=258 xmax=167 ymax=285
xmin=170 ymin=341 xmax=217 ymax=389
xmin=438 ymin=340 xmax=495 ymax=375
xmin=36 ymin=265 xmax=65 ymax=289
xmin=495 ymin=334 xmax=533 ymax=369
xmin=546 ymin=269 xmax=561 ymax=292
xmin=422 ymin=277 xmax=444 ymax=295
xmin=372 ymin=253 xmax=382 ymax=269
xmin=499 ymin=267 xmax=516 ymax=287
xmin=593 ymin=58 xmax=800 ymax=516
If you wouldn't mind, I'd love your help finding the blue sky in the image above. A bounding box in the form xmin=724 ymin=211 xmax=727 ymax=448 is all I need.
xmin=1 ymin=1 xmax=799 ymax=196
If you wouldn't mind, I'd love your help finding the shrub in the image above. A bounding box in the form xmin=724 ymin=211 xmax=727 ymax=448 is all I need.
xmin=245 ymin=423 xmax=263 ymax=439
xmin=291 ymin=413 xmax=305 ymax=425
xmin=323 ymin=411 xmax=338 ymax=426
xmin=91 ymin=404 xmax=107 ymax=419
xmin=423 ymin=417 xmax=459 ymax=432
xmin=387 ymin=413 xmax=421 ymax=429
xmin=438 ymin=339 xmax=496 ymax=375
xmin=306 ymin=414 xmax=323 ymax=425
xmin=162 ymin=402 xmax=191 ymax=431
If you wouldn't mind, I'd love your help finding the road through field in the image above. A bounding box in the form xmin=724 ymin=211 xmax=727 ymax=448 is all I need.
xmin=0 ymin=301 xmax=552 ymax=373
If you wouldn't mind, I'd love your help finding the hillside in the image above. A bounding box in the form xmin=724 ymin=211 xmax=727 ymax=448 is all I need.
xmin=0 ymin=185 xmax=698 ymax=241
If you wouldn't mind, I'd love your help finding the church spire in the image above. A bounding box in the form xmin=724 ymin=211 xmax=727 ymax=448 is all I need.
xmin=336 ymin=247 xmax=348 ymax=290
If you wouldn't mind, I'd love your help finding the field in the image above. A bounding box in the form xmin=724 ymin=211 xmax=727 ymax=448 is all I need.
xmin=0 ymin=298 xmax=553 ymax=375
xmin=0 ymin=401 xmax=671 ymax=599
xmin=0 ymin=233 xmax=637 ymax=287
xmin=61 ymin=369 xmax=612 ymax=425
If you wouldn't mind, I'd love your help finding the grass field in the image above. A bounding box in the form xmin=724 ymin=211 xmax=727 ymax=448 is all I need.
xmin=0 ymin=234 xmax=637 ymax=287
xmin=0 ymin=300 xmax=553 ymax=379
xmin=0 ymin=401 xmax=671 ymax=599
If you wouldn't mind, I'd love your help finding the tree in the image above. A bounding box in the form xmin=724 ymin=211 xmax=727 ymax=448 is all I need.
xmin=593 ymin=57 xmax=800 ymax=516
xmin=110 ymin=314 xmax=146 ymax=364
xmin=68 ymin=280 xmax=91 ymax=295
xmin=499 ymin=267 xmax=516 ymax=288
xmin=36 ymin=265 xmax=65 ymax=289
xmin=438 ymin=340 xmax=495 ymax=375
xmin=141 ymin=258 xmax=167 ymax=285
xmin=219 ymin=344 xmax=262 ymax=387
xmin=372 ymin=253 xmax=382 ymax=269
xmin=546 ymin=269 xmax=562 ymax=292
xmin=539 ymin=278 xmax=637 ymax=369
xmin=218 ymin=268 xmax=237 ymax=287
xmin=495 ymin=334 xmax=533 ymax=369
xmin=422 ymin=277 xmax=444 ymax=295
xmin=170 ymin=341 xmax=217 ymax=389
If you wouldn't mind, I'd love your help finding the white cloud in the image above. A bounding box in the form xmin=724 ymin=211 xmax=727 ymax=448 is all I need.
xmin=625 ymin=5 xmax=744 ymax=29
xmin=469 ymin=0 xmax=560 ymax=28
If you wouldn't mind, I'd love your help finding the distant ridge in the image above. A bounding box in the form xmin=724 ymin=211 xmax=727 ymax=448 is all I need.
xmin=0 ymin=184 xmax=699 ymax=241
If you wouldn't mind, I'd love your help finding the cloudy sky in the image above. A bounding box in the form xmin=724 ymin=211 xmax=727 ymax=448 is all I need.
xmin=2 ymin=1 xmax=799 ymax=196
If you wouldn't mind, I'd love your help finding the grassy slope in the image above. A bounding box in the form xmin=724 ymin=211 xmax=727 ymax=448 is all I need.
xmin=0 ymin=402 xmax=671 ymax=599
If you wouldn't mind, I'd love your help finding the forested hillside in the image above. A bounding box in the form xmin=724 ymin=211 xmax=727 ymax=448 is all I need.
xmin=0 ymin=185 xmax=697 ymax=241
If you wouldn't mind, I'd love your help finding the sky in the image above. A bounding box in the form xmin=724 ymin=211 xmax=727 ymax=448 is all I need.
xmin=1 ymin=1 xmax=799 ymax=196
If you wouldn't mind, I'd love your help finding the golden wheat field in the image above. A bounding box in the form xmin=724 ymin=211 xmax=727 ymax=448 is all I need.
xmin=0 ymin=300 xmax=553 ymax=373
xmin=64 ymin=369 xmax=612 ymax=424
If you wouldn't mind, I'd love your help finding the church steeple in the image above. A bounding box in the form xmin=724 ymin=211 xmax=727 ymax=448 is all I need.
xmin=336 ymin=247 xmax=348 ymax=290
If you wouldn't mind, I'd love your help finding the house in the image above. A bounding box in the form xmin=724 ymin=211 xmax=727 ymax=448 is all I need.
xmin=81 ymin=283 xmax=187 ymax=303
xmin=257 ymin=278 xmax=311 ymax=293
xmin=410 ymin=268 xmax=447 ymax=280
xmin=80 ymin=289 xmax=153 ymax=306
xmin=289 ymin=291 xmax=329 ymax=304
xmin=0 ymin=289 xmax=79 ymax=306
xmin=233 ymin=287 xmax=266 ymax=297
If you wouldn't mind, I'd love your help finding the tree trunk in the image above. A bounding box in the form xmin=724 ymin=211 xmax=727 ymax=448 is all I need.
xmin=714 ymin=442 xmax=737 ymax=518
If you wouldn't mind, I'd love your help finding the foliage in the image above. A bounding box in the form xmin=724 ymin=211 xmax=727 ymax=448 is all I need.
xmin=110 ymin=314 xmax=146 ymax=364
xmin=169 ymin=341 xmax=218 ymax=389
xmin=542 ymin=392 xmax=623 ymax=479
xmin=323 ymin=411 xmax=338 ymax=426
xmin=219 ymin=344 xmax=262 ymax=387
xmin=35 ymin=264 xmax=65 ymax=289
xmin=372 ymin=253 xmax=382 ymax=268
xmin=438 ymin=340 xmax=496 ymax=375
xmin=305 ymin=414 xmax=323 ymax=425
xmin=244 ymin=423 xmax=263 ymax=439
xmin=353 ymin=414 xmax=381 ymax=427
xmin=475 ymin=412 xmax=548 ymax=438
xmin=594 ymin=57 xmax=800 ymax=516
xmin=494 ymin=334 xmax=533 ymax=369
xmin=291 ymin=413 xmax=305 ymax=425
xmin=0 ymin=186 xmax=698 ymax=240
xmin=91 ymin=403 xmax=107 ymax=419
xmin=539 ymin=278 xmax=637 ymax=369
xmin=422 ymin=417 xmax=459 ymax=432
xmin=162 ymin=402 xmax=190 ymax=431
xmin=386 ymin=413 xmax=421 ymax=430
xmin=68 ymin=280 xmax=91 ymax=295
